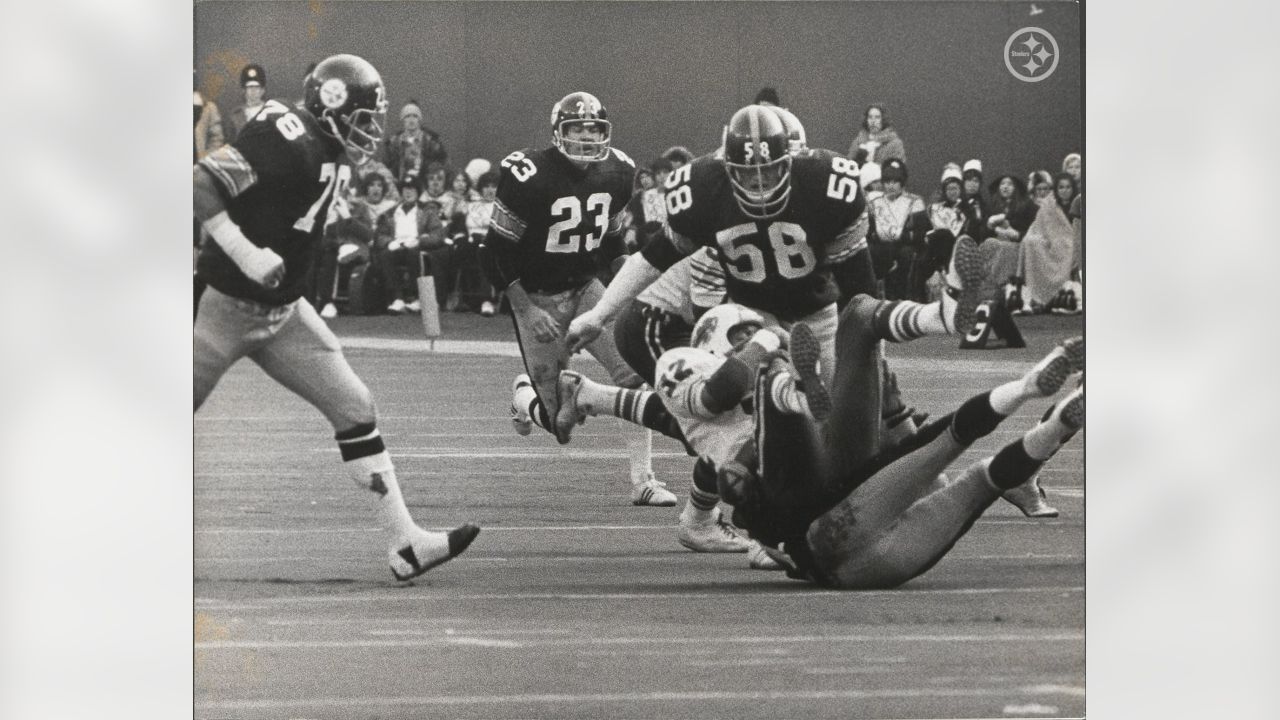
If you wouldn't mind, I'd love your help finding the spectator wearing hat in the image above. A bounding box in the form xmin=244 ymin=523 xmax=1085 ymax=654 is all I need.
xmin=372 ymin=174 xmax=447 ymax=314
xmin=1062 ymin=152 xmax=1082 ymax=185
xmin=316 ymin=173 xmax=396 ymax=318
xmin=859 ymin=161 xmax=883 ymax=202
xmin=959 ymin=159 xmax=990 ymax=240
xmin=227 ymin=63 xmax=268 ymax=143
xmin=624 ymin=157 xmax=673 ymax=253
xmin=848 ymin=104 xmax=906 ymax=166
xmin=867 ymin=158 xmax=929 ymax=300
xmin=984 ymin=173 xmax=1037 ymax=299
xmin=383 ymin=100 xmax=448 ymax=182
xmin=463 ymin=170 xmax=502 ymax=316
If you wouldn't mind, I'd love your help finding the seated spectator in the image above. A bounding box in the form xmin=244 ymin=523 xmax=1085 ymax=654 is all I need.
xmin=419 ymin=164 xmax=456 ymax=219
xmin=984 ymin=173 xmax=1037 ymax=299
xmin=959 ymin=159 xmax=989 ymax=240
xmin=1027 ymin=170 xmax=1054 ymax=205
xmin=383 ymin=100 xmax=448 ymax=182
xmin=316 ymin=176 xmax=389 ymax=318
xmin=227 ymin=63 xmax=268 ymax=143
xmin=1020 ymin=172 xmax=1080 ymax=315
xmin=633 ymin=167 xmax=655 ymax=193
xmin=866 ymin=158 xmax=929 ymax=300
xmin=929 ymin=163 xmax=966 ymax=237
xmin=372 ymin=174 xmax=446 ymax=314
xmin=453 ymin=170 xmax=502 ymax=317
xmin=848 ymin=104 xmax=906 ymax=165
xmin=193 ymin=71 xmax=224 ymax=161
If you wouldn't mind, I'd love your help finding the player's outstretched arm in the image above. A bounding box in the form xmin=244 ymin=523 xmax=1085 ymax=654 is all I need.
xmin=567 ymin=253 xmax=660 ymax=352
xmin=193 ymin=164 xmax=284 ymax=289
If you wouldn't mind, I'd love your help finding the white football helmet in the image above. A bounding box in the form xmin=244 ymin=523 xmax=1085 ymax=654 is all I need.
xmin=691 ymin=304 xmax=767 ymax=357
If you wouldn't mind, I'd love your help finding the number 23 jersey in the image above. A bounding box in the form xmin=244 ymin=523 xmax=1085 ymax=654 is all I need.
xmin=487 ymin=146 xmax=636 ymax=294
xmin=642 ymin=149 xmax=868 ymax=322
xmin=196 ymin=100 xmax=349 ymax=306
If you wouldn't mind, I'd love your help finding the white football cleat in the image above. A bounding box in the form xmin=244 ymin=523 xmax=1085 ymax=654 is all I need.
xmin=480 ymin=300 xmax=496 ymax=317
xmin=387 ymin=298 xmax=406 ymax=314
xmin=406 ymin=298 xmax=422 ymax=313
xmin=319 ymin=302 xmax=339 ymax=319
xmin=510 ymin=374 xmax=534 ymax=437
xmin=678 ymin=506 xmax=751 ymax=553
xmin=631 ymin=474 xmax=677 ymax=506
xmin=1002 ymin=475 xmax=1059 ymax=518
xmin=389 ymin=523 xmax=480 ymax=582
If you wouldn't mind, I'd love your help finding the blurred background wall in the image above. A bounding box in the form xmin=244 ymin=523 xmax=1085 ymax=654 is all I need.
xmin=195 ymin=0 xmax=1081 ymax=183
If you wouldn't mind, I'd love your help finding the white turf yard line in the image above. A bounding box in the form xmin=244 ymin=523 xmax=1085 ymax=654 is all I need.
xmin=196 ymin=631 xmax=1082 ymax=649
xmin=295 ymin=448 xmax=1079 ymax=457
xmin=194 ymin=519 xmax=1072 ymax=535
xmin=194 ymin=552 xmax=1077 ymax=564
xmin=195 ymin=684 xmax=1084 ymax=711
xmin=193 ymin=586 xmax=1083 ymax=608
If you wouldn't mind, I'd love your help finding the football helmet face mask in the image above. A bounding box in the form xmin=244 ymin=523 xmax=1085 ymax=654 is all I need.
xmin=691 ymin=304 xmax=767 ymax=357
xmin=723 ymin=105 xmax=792 ymax=218
xmin=769 ymin=106 xmax=808 ymax=156
xmin=304 ymin=54 xmax=389 ymax=166
xmin=551 ymin=91 xmax=611 ymax=163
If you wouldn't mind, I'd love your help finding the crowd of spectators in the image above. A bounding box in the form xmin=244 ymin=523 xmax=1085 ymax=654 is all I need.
xmin=195 ymin=67 xmax=1083 ymax=320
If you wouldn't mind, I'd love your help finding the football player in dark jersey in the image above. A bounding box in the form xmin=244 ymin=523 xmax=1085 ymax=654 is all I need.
xmin=480 ymin=91 xmax=677 ymax=506
xmin=193 ymin=54 xmax=478 ymax=581
xmin=570 ymin=104 xmax=987 ymax=382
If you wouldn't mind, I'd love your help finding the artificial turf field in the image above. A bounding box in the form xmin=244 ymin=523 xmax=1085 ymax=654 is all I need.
xmin=194 ymin=311 xmax=1084 ymax=719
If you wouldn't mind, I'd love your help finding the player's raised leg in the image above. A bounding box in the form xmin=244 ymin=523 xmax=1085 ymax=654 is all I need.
xmin=249 ymin=301 xmax=479 ymax=580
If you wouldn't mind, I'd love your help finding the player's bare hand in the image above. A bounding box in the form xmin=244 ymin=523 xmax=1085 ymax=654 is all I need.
xmin=529 ymin=307 xmax=562 ymax=344
xmin=246 ymin=248 xmax=286 ymax=289
xmin=566 ymin=312 xmax=603 ymax=353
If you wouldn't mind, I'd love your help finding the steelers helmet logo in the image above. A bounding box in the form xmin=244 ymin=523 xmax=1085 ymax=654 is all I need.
xmin=320 ymin=78 xmax=349 ymax=109
xmin=1004 ymin=27 xmax=1060 ymax=83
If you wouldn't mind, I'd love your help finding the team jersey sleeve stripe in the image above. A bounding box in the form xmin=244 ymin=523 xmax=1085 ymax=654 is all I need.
xmin=489 ymin=200 xmax=527 ymax=242
xmin=689 ymin=251 xmax=726 ymax=306
xmin=827 ymin=213 xmax=870 ymax=263
xmin=198 ymin=146 xmax=258 ymax=198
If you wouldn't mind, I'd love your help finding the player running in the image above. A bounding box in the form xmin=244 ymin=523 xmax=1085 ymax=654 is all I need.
xmin=193 ymin=54 xmax=479 ymax=581
xmin=480 ymin=91 xmax=675 ymax=506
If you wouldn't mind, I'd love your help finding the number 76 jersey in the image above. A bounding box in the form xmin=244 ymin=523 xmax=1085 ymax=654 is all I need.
xmin=487 ymin=146 xmax=636 ymax=294
xmin=642 ymin=149 xmax=868 ymax=322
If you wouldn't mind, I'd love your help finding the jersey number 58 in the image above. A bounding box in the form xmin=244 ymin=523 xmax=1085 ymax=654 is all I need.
xmin=826 ymin=156 xmax=860 ymax=202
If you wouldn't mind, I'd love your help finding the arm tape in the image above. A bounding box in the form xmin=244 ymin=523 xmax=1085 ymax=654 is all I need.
xmin=202 ymin=211 xmax=260 ymax=267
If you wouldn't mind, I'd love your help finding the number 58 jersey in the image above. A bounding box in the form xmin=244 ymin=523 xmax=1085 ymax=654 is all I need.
xmin=196 ymin=100 xmax=349 ymax=306
xmin=642 ymin=149 xmax=868 ymax=322
xmin=487 ymin=146 xmax=636 ymax=294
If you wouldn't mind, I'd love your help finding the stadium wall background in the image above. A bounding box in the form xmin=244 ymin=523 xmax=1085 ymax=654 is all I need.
xmin=196 ymin=1 xmax=1081 ymax=183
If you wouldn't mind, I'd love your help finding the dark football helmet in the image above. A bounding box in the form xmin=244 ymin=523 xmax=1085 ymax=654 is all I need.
xmin=303 ymin=54 xmax=388 ymax=165
xmin=769 ymin=106 xmax=808 ymax=156
xmin=550 ymin=91 xmax=611 ymax=162
xmin=722 ymin=105 xmax=792 ymax=218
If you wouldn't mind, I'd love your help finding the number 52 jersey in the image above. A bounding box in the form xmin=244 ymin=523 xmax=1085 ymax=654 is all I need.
xmin=642 ymin=149 xmax=868 ymax=322
xmin=196 ymin=99 xmax=350 ymax=306
xmin=487 ymin=146 xmax=636 ymax=294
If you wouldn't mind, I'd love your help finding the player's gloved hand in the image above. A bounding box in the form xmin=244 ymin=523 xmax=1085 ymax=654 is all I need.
xmin=243 ymin=247 xmax=285 ymax=289
xmin=528 ymin=306 xmax=562 ymax=344
xmin=566 ymin=310 xmax=604 ymax=353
